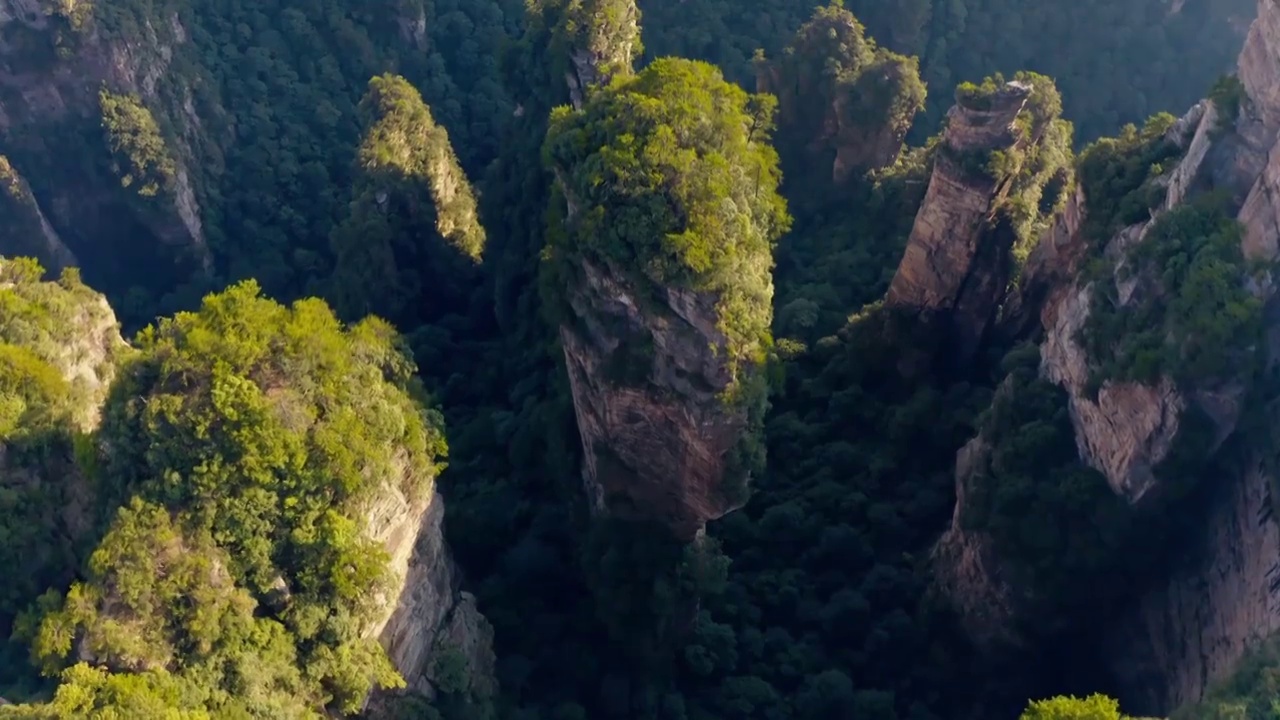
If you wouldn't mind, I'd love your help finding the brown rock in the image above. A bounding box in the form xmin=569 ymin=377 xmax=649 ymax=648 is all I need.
xmin=560 ymin=259 xmax=753 ymax=542
xmin=1104 ymin=459 xmax=1280 ymax=714
xmin=884 ymin=81 xmax=1030 ymax=362
xmin=930 ymin=433 xmax=1022 ymax=652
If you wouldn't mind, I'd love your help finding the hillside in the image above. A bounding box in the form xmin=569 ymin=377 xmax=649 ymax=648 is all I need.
xmin=0 ymin=0 xmax=1276 ymax=718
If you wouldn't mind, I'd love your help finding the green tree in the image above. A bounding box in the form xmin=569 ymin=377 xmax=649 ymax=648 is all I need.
xmin=1020 ymin=694 xmax=1125 ymax=720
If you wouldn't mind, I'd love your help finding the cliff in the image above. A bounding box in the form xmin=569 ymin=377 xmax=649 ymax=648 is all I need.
xmin=0 ymin=1 xmax=210 ymax=299
xmin=556 ymin=0 xmax=641 ymax=108
xmin=886 ymin=74 xmax=1072 ymax=365
xmin=544 ymin=58 xmax=790 ymax=541
xmin=329 ymin=74 xmax=486 ymax=329
xmin=756 ymin=3 xmax=926 ymax=185
xmin=933 ymin=0 xmax=1280 ymax=711
xmin=365 ymin=479 xmax=496 ymax=707
xmin=0 ymin=275 xmax=493 ymax=715
xmin=0 ymin=258 xmax=126 ymax=645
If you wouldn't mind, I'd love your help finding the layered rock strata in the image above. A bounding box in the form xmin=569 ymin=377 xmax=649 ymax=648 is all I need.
xmin=935 ymin=0 xmax=1280 ymax=710
xmin=885 ymin=81 xmax=1031 ymax=363
xmin=559 ymin=259 xmax=756 ymax=541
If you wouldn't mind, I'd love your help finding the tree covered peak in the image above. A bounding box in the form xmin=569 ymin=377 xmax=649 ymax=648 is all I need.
xmin=543 ymin=57 xmax=790 ymax=364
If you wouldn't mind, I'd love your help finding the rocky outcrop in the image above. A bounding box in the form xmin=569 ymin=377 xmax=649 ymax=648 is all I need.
xmin=366 ymin=484 xmax=496 ymax=703
xmin=1105 ymin=457 xmax=1280 ymax=713
xmin=545 ymin=58 xmax=783 ymax=543
xmin=1037 ymin=80 xmax=1258 ymax=506
xmin=936 ymin=0 xmax=1280 ymax=711
xmin=0 ymin=3 xmax=211 ymax=294
xmin=756 ymin=3 xmax=926 ymax=184
xmin=931 ymin=430 xmax=1021 ymax=652
xmin=884 ymin=80 xmax=1031 ymax=363
xmin=560 ymin=259 xmax=754 ymax=541
xmin=0 ymin=156 xmax=77 ymax=271
xmin=559 ymin=0 xmax=640 ymax=108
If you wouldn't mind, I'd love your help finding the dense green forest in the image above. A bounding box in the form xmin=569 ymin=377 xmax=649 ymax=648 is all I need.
xmin=0 ymin=0 xmax=1267 ymax=717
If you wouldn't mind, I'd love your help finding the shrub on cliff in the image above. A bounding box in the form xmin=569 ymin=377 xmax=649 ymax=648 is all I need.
xmin=1082 ymin=196 xmax=1263 ymax=387
xmin=542 ymin=57 xmax=791 ymax=374
xmin=16 ymin=280 xmax=448 ymax=716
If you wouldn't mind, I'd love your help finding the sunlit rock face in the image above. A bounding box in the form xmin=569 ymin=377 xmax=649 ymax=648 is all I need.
xmin=885 ymin=80 xmax=1030 ymax=364
xmin=935 ymin=0 xmax=1280 ymax=712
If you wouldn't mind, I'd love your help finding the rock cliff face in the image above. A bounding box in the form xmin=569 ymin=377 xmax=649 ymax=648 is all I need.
xmin=366 ymin=484 xmax=496 ymax=704
xmin=885 ymin=81 xmax=1031 ymax=363
xmin=934 ymin=0 xmax=1280 ymax=711
xmin=0 ymin=156 xmax=76 ymax=273
xmin=544 ymin=58 xmax=784 ymax=543
xmin=559 ymin=259 xmax=756 ymax=541
xmin=0 ymin=2 xmax=210 ymax=295
xmin=1105 ymin=456 xmax=1280 ymax=712
xmin=559 ymin=0 xmax=640 ymax=109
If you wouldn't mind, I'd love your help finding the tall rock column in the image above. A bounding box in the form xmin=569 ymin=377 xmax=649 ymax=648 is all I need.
xmin=551 ymin=0 xmax=642 ymax=109
xmin=542 ymin=58 xmax=790 ymax=541
xmin=885 ymin=74 xmax=1072 ymax=365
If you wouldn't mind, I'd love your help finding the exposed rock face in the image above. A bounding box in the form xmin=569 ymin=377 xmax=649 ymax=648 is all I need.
xmin=0 ymin=5 xmax=211 ymax=291
xmin=366 ymin=484 xmax=496 ymax=703
xmin=545 ymin=59 xmax=782 ymax=543
xmin=561 ymin=0 xmax=640 ymax=109
xmin=1037 ymin=76 xmax=1258 ymax=506
xmin=936 ymin=0 xmax=1280 ymax=711
xmin=884 ymin=81 xmax=1030 ymax=362
xmin=0 ymin=156 xmax=77 ymax=271
xmin=560 ymin=259 xmax=751 ymax=541
xmin=1105 ymin=457 xmax=1280 ymax=713
xmin=996 ymin=184 xmax=1089 ymax=340
xmin=757 ymin=4 xmax=925 ymax=184
xmin=1040 ymin=281 xmax=1187 ymax=503
xmin=931 ymin=430 xmax=1021 ymax=652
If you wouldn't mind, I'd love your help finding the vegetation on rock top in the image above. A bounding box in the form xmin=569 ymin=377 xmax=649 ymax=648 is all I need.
xmin=543 ymin=57 xmax=791 ymax=373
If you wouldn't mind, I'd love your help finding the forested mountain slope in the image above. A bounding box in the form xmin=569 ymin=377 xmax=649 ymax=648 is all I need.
xmin=0 ymin=0 xmax=1275 ymax=718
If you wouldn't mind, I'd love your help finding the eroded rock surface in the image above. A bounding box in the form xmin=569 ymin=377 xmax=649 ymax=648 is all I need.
xmin=366 ymin=486 xmax=496 ymax=702
xmin=885 ymin=81 xmax=1031 ymax=362
xmin=560 ymin=259 xmax=753 ymax=541
xmin=935 ymin=0 xmax=1280 ymax=710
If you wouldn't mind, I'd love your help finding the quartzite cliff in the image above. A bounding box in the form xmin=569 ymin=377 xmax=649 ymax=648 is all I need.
xmin=933 ymin=0 xmax=1280 ymax=712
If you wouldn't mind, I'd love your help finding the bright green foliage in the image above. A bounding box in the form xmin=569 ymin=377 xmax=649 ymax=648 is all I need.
xmin=98 ymin=91 xmax=177 ymax=199
xmin=994 ymin=72 xmax=1075 ymax=256
xmin=23 ymin=281 xmax=446 ymax=715
xmin=1082 ymin=197 xmax=1264 ymax=387
xmin=0 ymin=258 xmax=125 ymax=403
xmin=554 ymin=0 xmax=643 ymax=84
xmin=329 ymin=74 xmax=486 ymax=329
xmin=756 ymin=3 xmax=926 ymax=182
xmin=1020 ymin=694 xmax=1126 ymax=720
xmin=0 ymin=663 xmax=211 ymax=719
xmin=543 ymin=57 xmax=791 ymax=371
xmin=0 ymin=258 xmax=126 ymax=696
xmin=937 ymin=72 xmax=1074 ymax=258
xmin=1076 ymin=112 xmax=1182 ymax=251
